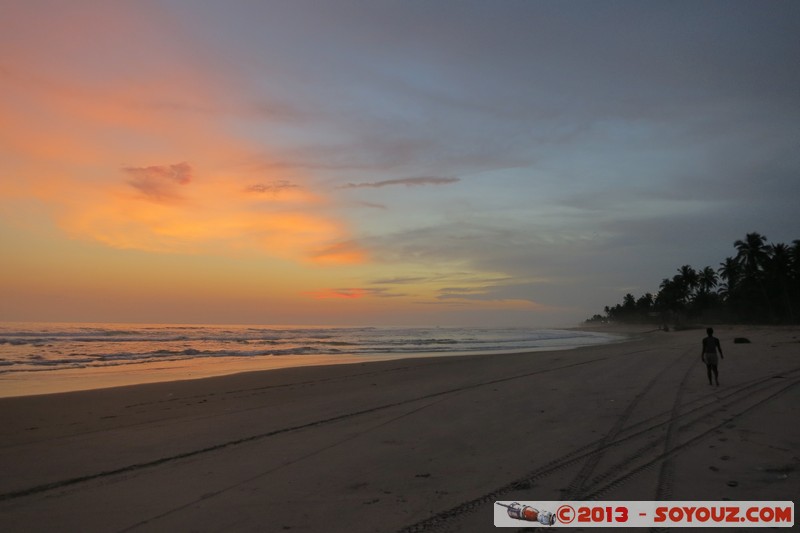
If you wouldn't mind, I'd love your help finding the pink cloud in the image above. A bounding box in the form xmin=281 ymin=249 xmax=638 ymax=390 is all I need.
xmin=124 ymin=162 xmax=192 ymax=203
xmin=245 ymin=180 xmax=301 ymax=196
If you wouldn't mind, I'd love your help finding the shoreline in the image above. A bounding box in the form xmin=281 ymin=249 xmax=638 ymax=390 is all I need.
xmin=1 ymin=324 xmax=796 ymax=531
xmin=0 ymin=326 xmax=630 ymax=399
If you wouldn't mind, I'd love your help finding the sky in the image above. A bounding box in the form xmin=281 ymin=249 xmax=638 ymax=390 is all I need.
xmin=1 ymin=1 xmax=799 ymax=327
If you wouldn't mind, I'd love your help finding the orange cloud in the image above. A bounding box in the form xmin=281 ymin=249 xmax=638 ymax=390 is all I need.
xmin=311 ymin=241 xmax=369 ymax=265
xmin=0 ymin=6 xmax=367 ymax=267
xmin=46 ymin=166 xmax=367 ymax=264
xmin=307 ymin=288 xmax=369 ymax=299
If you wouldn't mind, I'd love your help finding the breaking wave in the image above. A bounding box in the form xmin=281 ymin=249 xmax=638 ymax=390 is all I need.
xmin=0 ymin=323 xmax=622 ymax=373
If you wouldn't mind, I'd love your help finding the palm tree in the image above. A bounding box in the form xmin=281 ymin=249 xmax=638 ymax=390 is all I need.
xmin=718 ymin=257 xmax=741 ymax=297
xmin=767 ymin=243 xmax=792 ymax=276
xmin=691 ymin=266 xmax=720 ymax=317
xmin=734 ymin=232 xmax=769 ymax=278
xmin=718 ymin=256 xmax=744 ymax=321
xmin=622 ymin=293 xmax=636 ymax=312
xmin=792 ymin=240 xmax=800 ymax=301
xmin=656 ymin=276 xmax=689 ymax=324
xmin=733 ymin=232 xmax=773 ymax=321
xmin=698 ymin=266 xmax=718 ymax=294
xmin=791 ymin=240 xmax=800 ymax=283
xmin=677 ymin=265 xmax=699 ymax=296
xmin=591 ymin=232 xmax=800 ymax=325
xmin=765 ymin=243 xmax=794 ymax=321
xmin=636 ymin=293 xmax=654 ymax=313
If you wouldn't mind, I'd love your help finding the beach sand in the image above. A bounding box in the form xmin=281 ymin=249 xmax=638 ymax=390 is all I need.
xmin=0 ymin=325 xmax=797 ymax=531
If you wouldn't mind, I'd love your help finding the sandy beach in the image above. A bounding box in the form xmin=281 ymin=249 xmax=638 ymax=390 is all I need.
xmin=0 ymin=325 xmax=797 ymax=532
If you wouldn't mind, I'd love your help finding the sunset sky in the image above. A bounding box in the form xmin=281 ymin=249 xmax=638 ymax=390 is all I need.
xmin=1 ymin=1 xmax=799 ymax=327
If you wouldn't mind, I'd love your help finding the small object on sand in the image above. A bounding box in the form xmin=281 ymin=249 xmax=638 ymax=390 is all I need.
xmin=734 ymin=337 xmax=751 ymax=343
xmin=727 ymin=480 xmax=739 ymax=487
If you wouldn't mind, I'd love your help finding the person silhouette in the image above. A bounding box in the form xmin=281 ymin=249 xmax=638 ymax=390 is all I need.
xmin=701 ymin=327 xmax=724 ymax=386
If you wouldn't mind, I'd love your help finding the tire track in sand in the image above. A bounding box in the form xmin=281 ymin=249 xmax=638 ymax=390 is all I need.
xmin=397 ymin=366 xmax=800 ymax=532
xmin=0 ymin=357 xmax=608 ymax=503
xmin=561 ymin=346 xmax=692 ymax=500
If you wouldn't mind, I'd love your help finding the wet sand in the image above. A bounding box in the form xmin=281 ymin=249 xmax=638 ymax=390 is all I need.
xmin=0 ymin=325 xmax=797 ymax=532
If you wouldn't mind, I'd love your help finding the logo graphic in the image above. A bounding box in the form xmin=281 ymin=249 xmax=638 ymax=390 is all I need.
xmin=496 ymin=502 xmax=556 ymax=525
xmin=556 ymin=504 xmax=575 ymax=524
xmin=494 ymin=501 xmax=794 ymax=528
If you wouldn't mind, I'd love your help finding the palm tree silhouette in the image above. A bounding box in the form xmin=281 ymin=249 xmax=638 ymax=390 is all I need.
xmin=766 ymin=243 xmax=794 ymax=321
xmin=734 ymin=232 xmax=769 ymax=278
xmin=589 ymin=232 xmax=799 ymax=325
xmin=698 ymin=266 xmax=718 ymax=294
xmin=718 ymin=257 xmax=741 ymax=297
xmin=677 ymin=265 xmax=699 ymax=297
xmin=734 ymin=232 xmax=773 ymax=320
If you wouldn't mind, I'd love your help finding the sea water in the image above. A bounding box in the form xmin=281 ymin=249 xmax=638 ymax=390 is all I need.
xmin=0 ymin=322 xmax=622 ymax=375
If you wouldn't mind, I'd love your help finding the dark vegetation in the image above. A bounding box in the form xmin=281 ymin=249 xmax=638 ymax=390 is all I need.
xmin=586 ymin=232 xmax=800 ymax=326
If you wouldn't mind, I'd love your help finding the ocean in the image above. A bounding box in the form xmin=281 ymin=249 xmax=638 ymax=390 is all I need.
xmin=0 ymin=322 xmax=622 ymax=375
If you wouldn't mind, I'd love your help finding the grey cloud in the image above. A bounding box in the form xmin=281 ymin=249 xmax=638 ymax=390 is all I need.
xmin=355 ymin=201 xmax=388 ymax=210
xmin=371 ymin=276 xmax=429 ymax=285
xmin=326 ymin=287 xmax=407 ymax=299
xmin=249 ymin=100 xmax=310 ymax=122
xmin=437 ymin=283 xmax=540 ymax=303
xmin=437 ymin=287 xmax=487 ymax=300
xmin=357 ymin=213 xmax=734 ymax=309
xmin=339 ymin=177 xmax=460 ymax=189
xmin=366 ymin=288 xmax=406 ymax=298
xmin=205 ymin=1 xmax=800 ymax=178
xmin=253 ymin=138 xmax=434 ymax=173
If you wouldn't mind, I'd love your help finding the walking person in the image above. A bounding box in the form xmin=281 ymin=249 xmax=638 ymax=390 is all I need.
xmin=701 ymin=327 xmax=724 ymax=386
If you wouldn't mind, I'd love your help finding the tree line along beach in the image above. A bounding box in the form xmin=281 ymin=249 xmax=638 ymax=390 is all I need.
xmin=587 ymin=232 xmax=800 ymax=327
